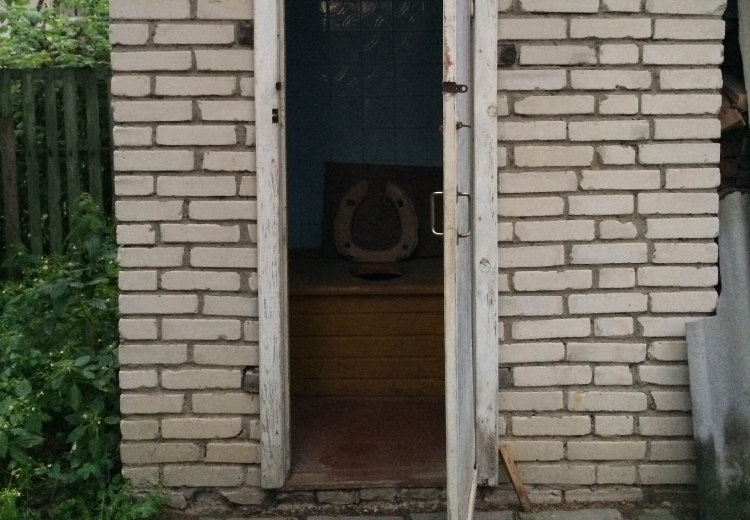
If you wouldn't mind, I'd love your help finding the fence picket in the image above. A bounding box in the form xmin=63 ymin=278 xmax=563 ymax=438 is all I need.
xmin=63 ymin=70 xmax=81 ymax=227
xmin=84 ymin=73 xmax=103 ymax=207
xmin=44 ymin=75 xmax=63 ymax=254
xmin=22 ymin=74 xmax=43 ymax=255
xmin=0 ymin=73 xmax=21 ymax=248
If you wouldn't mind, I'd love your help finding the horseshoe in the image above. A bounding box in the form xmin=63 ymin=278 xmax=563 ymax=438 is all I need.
xmin=334 ymin=180 xmax=419 ymax=263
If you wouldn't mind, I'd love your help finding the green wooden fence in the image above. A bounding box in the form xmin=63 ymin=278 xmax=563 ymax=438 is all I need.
xmin=0 ymin=67 xmax=113 ymax=257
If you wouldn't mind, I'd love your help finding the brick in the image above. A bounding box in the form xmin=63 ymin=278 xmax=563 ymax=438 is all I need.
xmin=193 ymin=344 xmax=258 ymax=366
xmin=154 ymin=23 xmax=235 ymax=44
xmin=119 ymin=318 xmax=158 ymax=340
xmin=163 ymin=465 xmax=244 ymax=487
xmin=520 ymin=0 xmax=600 ymax=12
xmin=567 ymin=342 xmax=647 ymax=363
xmin=115 ymin=176 xmax=154 ymax=196
xmin=498 ymin=18 xmax=567 ymax=40
xmin=110 ymin=0 xmax=191 ymax=19
xmin=121 ymin=443 xmax=201 ymax=464
xmin=665 ymin=168 xmax=721 ymax=189
xmin=206 ymin=442 xmax=259 ymax=463
xmin=645 ymin=0 xmax=726 ymax=15
xmin=119 ymin=370 xmax=158 ymax=389
xmin=571 ymin=70 xmax=652 ymax=90
xmin=118 ymin=247 xmax=184 ymax=267
xmin=653 ymin=391 xmax=692 ymax=411
xmin=515 ymin=95 xmax=595 ymax=115
xmin=599 ymin=268 xmax=636 ymax=288
xmin=110 ymin=24 xmax=150 ymax=45
xmin=520 ymin=464 xmax=596 ymax=485
xmin=643 ymin=44 xmax=724 ymax=65
xmin=599 ymin=95 xmax=639 ymax=115
xmin=195 ymin=50 xmax=254 ymax=71
xmin=155 ymin=76 xmax=236 ymax=96
xmin=114 ymin=150 xmax=194 ymax=171
xmin=499 ymin=197 xmax=564 ymax=217
xmin=646 ymin=217 xmax=719 ymax=239
xmin=638 ymin=365 xmax=690 ymax=386
xmin=569 ymin=293 xmax=647 ymax=314
xmin=161 ymin=271 xmax=241 ymax=291
xmin=499 ymin=246 xmax=565 ymax=268
xmin=116 ymin=201 xmax=183 ymax=222
xmin=512 ymin=318 xmax=591 ymax=340
xmin=569 ymin=195 xmax=634 ymax=216
xmin=568 ymin=441 xmax=646 ymax=460
xmin=654 ymin=19 xmax=725 ymax=40
xmin=650 ymin=441 xmax=696 ymax=460
xmin=649 ymin=341 xmax=687 ymax=361
xmin=119 ymin=270 xmax=158 ymax=291
xmin=119 ymin=344 xmax=188 ymax=365
xmin=512 ymin=416 xmax=591 ymax=436
xmin=498 ymin=343 xmax=565 ymax=363
xmin=566 ymin=488 xmax=642 ymax=502
xmin=603 ymin=0 xmax=642 ymax=11
xmin=119 ymin=294 xmax=198 ymax=314
xmin=502 ymin=441 xmax=564 ymax=461
xmin=571 ymin=18 xmax=652 ymax=39
xmin=498 ymin=391 xmax=563 ymax=411
xmin=112 ymin=51 xmax=192 ymax=72
xmin=161 ymin=224 xmax=241 ymax=243
xmin=599 ymin=44 xmax=640 ymax=64
xmin=157 ymin=176 xmax=237 ymax=197
xmin=514 ymin=270 xmax=592 ymax=292
xmin=156 ymin=125 xmax=237 ymax=146
xmin=117 ymin=224 xmax=155 ymax=245
xmin=595 ymin=416 xmax=634 ymax=436
xmin=498 ymin=296 xmax=563 ymax=316
xmin=515 ymin=146 xmax=594 ymax=167
xmin=497 ymin=70 xmax=567 ymax=90
xmin=203 ymin=151 xmax=255 ymax=171
xmin=499 ymin=171 xmax=578 ymax=193
xmin=568 ymin=391 xmax=648 ymax=412
xmin=641 ymin=94 xmax=722 ymax=115
xmin=594 ymin=366 xmax=634 ymax=386
xmin=520 ymin=45 xmax=597 ymax=65
xmin=639 ymin=416 xmax=693 ymax=436
xmin=650 ymin=291 xmax=718 ymax=313
xmin=199 ymin=101 xmax=255 ymax=122
xmin=113 ymin=101 xmax=193 ymax=123
xmin=595 ymin=317 xmax=634 ymax=337
xmin=639 ymin=317 xmax=700 ymax=337
xmin=193 ymin=392 xmax=259 ymax=414
xmin=113 ymin=126 xmax=152 ymax=146
xmin=498 ymin=121 xmax=567 ymax=141
xmin=111 ymin=76 xmax=151 ymax=97
xmin=571 ymin=243 xmax=648 ymax=264
xmin=660 ymin=69 xmax=723 ymax=90
xmin=597 ymin=466 xmax=637 ymax=485
xmin=162 ymin=418 xmax=243 ymax=439
xmin=121 ymin=419 xmax=159 ymax=440
xmin=197 ymin=0 xmax=253 ymax=19
xmin=570 ymin=121 xmax=649 ymax=142
xmin=515 ymin=220 xmax=595 ymax=242
xmin=598 ymin=146 xmax=637 ymax=165
xmin=513 ymin=366 xmax=592 ymax=386
xmin=637 ymin=266 xmax=718 ymax=287
xmin=580 ymin=170 xmax=661 ymax=191
xmin=190 ymin=248 xmax=258 ymax=268
xmin=162 ymin=369 xmax=242 ymax=389
xmin=638 ymin=193 xmax=718 ymax=215
xmin=162 ymin=319 xmax=242 ymax=340
xmin=122 ymin=467 xmax=159 ymax=487
xmin=639 ymin=464 xmax=696 ymax=484
xmin=204 ymin=296 xmax=258 ymax=317
xmin=120 ymin=393 xmax=184 ymax=414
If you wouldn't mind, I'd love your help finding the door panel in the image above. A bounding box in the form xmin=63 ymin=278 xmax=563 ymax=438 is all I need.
xmin=443 ymin=0 xmax=477 ymax=518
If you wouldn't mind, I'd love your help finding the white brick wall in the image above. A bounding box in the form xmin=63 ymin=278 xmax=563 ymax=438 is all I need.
xmin=113 ymin=0 xmax=721 ymax=507
xmin=497 ymin=0 xmax=721 ymax=502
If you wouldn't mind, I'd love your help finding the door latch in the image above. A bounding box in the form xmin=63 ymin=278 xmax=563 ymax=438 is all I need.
xmin=430 ymin=191 xmax=443 ymax=237
xmin=458 ymin=192 xmax=472 ymax=238
xmin=442 ymin=82 xmax=468 ymax=94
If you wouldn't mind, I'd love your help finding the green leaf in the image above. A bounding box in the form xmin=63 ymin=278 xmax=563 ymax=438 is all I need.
xmin=70 ymin=384 xmax=82 ymax=412
xmin=15 ymin=379 xmax=31 ymax=397
xmin=0 ymin=431 xmax=7 ymax=458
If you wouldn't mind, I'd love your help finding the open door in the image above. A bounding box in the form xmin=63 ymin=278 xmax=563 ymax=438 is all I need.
xmin=443 ymin=0 xmax=476 ymax=518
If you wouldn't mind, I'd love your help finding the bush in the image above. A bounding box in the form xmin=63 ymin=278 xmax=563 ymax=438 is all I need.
xmin=0 ymin=196 xmax=164 ymax=520
xmin=0 ymin=0 xmax=110 ymax=68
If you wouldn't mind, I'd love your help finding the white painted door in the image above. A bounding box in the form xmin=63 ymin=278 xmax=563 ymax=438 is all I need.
xmin=443 ymin=0 xmax=477 ymax=518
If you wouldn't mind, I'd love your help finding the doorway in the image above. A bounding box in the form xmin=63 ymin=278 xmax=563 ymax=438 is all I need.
xmin=284 ymin=0 xmax=446 ymax=489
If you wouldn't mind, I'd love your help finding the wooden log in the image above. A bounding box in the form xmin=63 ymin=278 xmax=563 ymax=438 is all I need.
xmin=44 ymin=75 xmax=63 ymax=254
xmin=499 ymin=444 xmax=532 ymax=513
xmin=724 ymin=72 xmax=748 ymax=112
xmin=0 ymin=73 xmax=21 ymax=250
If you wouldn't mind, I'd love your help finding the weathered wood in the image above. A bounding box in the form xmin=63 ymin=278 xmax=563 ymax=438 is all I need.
xmin=290 ymin=294 xmax=443 ymax=314
xmin=473 ymin=0 xmax=500 ymax=487
xmin=292 ymin=378 xmax=445 ymax=397
xmin=721 ymin=94 xmax=745 ymax=133
xmin=257 ymin=0 xmax=290 ymax=489
xmin=290 ymin=335 xmax=444 ymax=358
xmin=62 ymin=70 xmax=80 ymax=223
xmin=723 ymin=72 xmax=748 ymax=112
xmin=0 ymin=73 xmax=22 ymax=249
xmin=44 ymin=76 xmax=63 ymax=254
xmin=499 ymin=445 xmax=532 ymax=512
xmin=22 ymin=75 xmax=43 ymax=254
xmin=291 ymin=312 xmax=443 ymax=337
xmin=84 ymin=73 xmax=103 ymax=206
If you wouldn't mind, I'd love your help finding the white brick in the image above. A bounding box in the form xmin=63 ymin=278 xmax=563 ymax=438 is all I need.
xmin=162 ymin=369 xmax=242 ymax=389
xmin=571 ymin=18 xmax=652 ymax=39
xmin=116 ymin=201 xmax=183 ymax=222
xmin=643 ymin=44 xmax=724 ymax=65
xmin=156 ymin=125 xmax=237 ymax=146
xmin=514 ymin=95 xmax=595 ymax=115
xmin=110 ymin=24 xmax=150 ymax=45
xmin=649 ymin=341 xmax=687 ymax=361
xmin=568 ymin=441 xmax=646 ymax=460
xmin=603 ymin=0 xmax=642 ymax=11
xmin=197 ymin=0 xmax=253 ymax=19
xmin=512 ymin=416 xmax=591 ymax=436
xmin=597 ymin=146 xmax=636 ymax=166
xmin=569 ymin=195 xmax=634 ymax=216
xmin=645 ymin=0 xmax=726 ymax=15
xmin=206 ymin=442 xmax=259 ymax=463
xmin=515 ymin=220 xmax=595 ymax=242
xmin=650 ymin=441 xmax=695 ymax=460
xmin=203 ymin=151 xmax=255 ymax=171
xmin=498 ymin=70 xmax=567 ymax=91
xmin=498 ymin=18 xmax=567 ymax=40
xmin=571 ymin=70 xmax=652 ymax=90
xmin=193 ymin=392 xmax=258 ymax=413
xmin=114 ymin=150 xmax=194 ymax=172
xmin=113 ymin=126 xmax=152 ymax=147
xmin=502 ymin=441 xmax=564 ymax=461
xmin=595 ymin=416 xmax=634 ymax=436
xmin=119 ymin=318 xmax=158 ymax=340
xmin=581 ymin=170 xmax=660 ymax=191
xmin=117 ymin=224 xmax=155 ymax=245
xmin=639 ymin=193 xmax=719 ymax=215
xmin=115 ymin=176 xmax=154 ymax=196
xmin=500 ymin=246 xmax=565 ymax=268
xmin=155 ymin=76 xmax=236 ymax=96
xmin=110 ymin=0 xmax=191 ymax=19
xmin=499 ymin=296 xmax=563 ymax=316
xmin=520 ymin=464 xmax=596 ymax=485
xmin=161 ymin=224 xmax=241 ymax=243
xmin=498 ymin=343 xmax=565 ymax=363
xmin=163 ymin=465 xmax=244 ymax=487
xmin=638 ymin=365 xmax=690 ymax=386
xmin=111 ymin=75 xmax=151 ymax=97
xmin=520 ymin=0 xmax=600 ymax=12
xmin=515 ymin=146 xmax=594 ymax=167
xmin=567 ymin=342 xmax=647 ymax=363
xmin=520 ymin=45 xmax=597 ymax=65
xmin=597 ymin=467 xmax=638 ymax=485
xmin=599 ymin=268 xmax=636 ymax=289
xmin=568 ymin=391 xmax=648 ymax=412
xmin=162 ymin=319 xmax=242 ymax=340
xmin=571 ymin=243 xmax=647 ymax=264
xmin=499 ymin=171 xmax=578 ymax=193
xmin=189 ymin=201 xmax=257 ymax=220
xmin=498 ymin=391 xmax=563 ymax=412
xmin=641 ymin=94 xmax=722 ymax=115
xmin=513 ymin=366 xmax=592 ymax=386
xmin=121 ymin=419 xmax=159 ymax=440
xmin=120 ymin=393 xmax=184 ymax=414
xmin=161 ymin=271 xmax=241 ymax=291
xmin=514 ymin=270 xmax=592 ymax=292
xmin=650 ymin=291 xmax=718 ymax=313
xmin=665 ymin=168 xmax=721 ymax=189
xmin=199 ymin=101 xmax=255 ymax=122
xmin=512 ymin=318 xmax=591 ymax=340
xmin=660 ymin=69 xmax=724 ymax=90
xmin=569 ymin=121 xmax=649 ymax=141
xmin=594 ymin=366 xmax=634 ymax=386
xmin=638 ymin=266 xmax=718 ymax=287
xmin=646 ymin=218 xmax=719 ymax=239
xmin=119 ymin=294 xmax=198 ymax=314
xmin=204 ymin=296 xmax=258 ymax=317
xmin=118 ymin=247 xmax=184 ymax=267
xmin=119 ymin=344 xmax=188 ymax=365
xmin=599 ymin=221 xmax=638 ymax=240
xmin=654 ymin=118 xmax=721 ymax=140
xmin=190 ymin=248 xmax=258 ymax=268
xmin=569 ymin=293 xmax=647 ymax=314
xmin=639 ymin=143 xmax=720 ymax=165
xmin=161 ymin=418 xmax=242 ymax=439
xmin=112 ymin=101 xmax=193 ymax=123
xmin=195 ymin=50 xmax=254 ymax=71
xmin=157 ymin=176 xmax=237 ymax=197
xmin=112 ymin=51 xmax=192 ymax=72
xmin=639 ymin=317 xmax=701 ymax=337
xmin=498 ymin=121 xmax=567 ymax=141
xmin=154 ymin=23 xmax=235 ymax=44
xmin=193 ymin=345 xmax=259 ymax=366
xmin=595 ymin=317 xmax=635 ymax=337
xmin=654 ymin=19 xmax=725 ymax=40
xmin=653 ymin=391 xmax=692 ymax=411
xmin=119 ymin=270 xmax=158 ymax=291
xmin=599 ymin=44 xmax=640 ymax=64
xmin=599 ymin=95 xmax=639 ymax=115
xmin=639 ymin=416 xmax=693 ymax=436
xmin=119 ymin=370 xmax=158 ymax=389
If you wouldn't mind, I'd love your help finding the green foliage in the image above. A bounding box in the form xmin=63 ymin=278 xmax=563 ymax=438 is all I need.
xmin=0 ymin=0 xmax=110 ymax=67
xmin=0 ymin=196 xmax=165 ymax=520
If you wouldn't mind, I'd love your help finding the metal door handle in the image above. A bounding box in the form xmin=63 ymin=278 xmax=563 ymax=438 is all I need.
xmin=430 ymin=191 xmax=443 ymax=237
xmin=458 ymin=191 xmax=472 ymax=238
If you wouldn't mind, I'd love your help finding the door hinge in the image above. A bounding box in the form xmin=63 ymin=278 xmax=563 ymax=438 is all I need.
xmin=272 ymin=108 xmax=279 ymax=124
xmin=442 ymin=81 xmax=468 ymax=94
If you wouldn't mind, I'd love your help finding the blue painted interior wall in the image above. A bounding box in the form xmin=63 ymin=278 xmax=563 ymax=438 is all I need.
xmin=285 ymin=0 xmax=443 ymax=249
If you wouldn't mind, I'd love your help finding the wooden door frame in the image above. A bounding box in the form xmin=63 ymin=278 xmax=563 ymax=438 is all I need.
xmin=256 ymin=0 xmax=498 ymax=489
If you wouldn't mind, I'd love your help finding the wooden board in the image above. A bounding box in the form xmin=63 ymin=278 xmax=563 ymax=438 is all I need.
xmin=499 ymin=445 xmax=532 ymax=512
